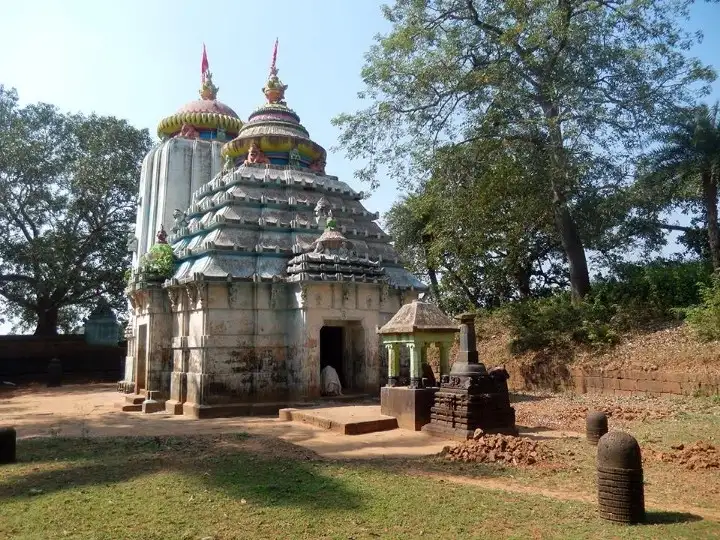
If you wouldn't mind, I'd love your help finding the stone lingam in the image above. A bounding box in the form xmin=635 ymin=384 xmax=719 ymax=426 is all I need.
xmin=422 ymin=312 xmax=517 ymax=440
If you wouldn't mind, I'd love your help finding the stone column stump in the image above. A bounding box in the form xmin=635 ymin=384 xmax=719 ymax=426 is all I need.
xmin=0 ymin=427 xmax=17 ymax=464
xmin=586 ymin=411 xmax=608 ymax=445
xmin=597 ymin=431 xmax=645 ymax=524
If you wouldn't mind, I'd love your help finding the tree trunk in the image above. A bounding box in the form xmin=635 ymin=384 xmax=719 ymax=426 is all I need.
xmin=426 ymin=265 xmax=444 ymax=311
xmin=702 ymin=170 xmax=720 ymax=270
xmin=543 ymin=105 xmax=591 ymax=301
xmin=515 ymin=264 xmax=533 ymax=299
xmin=552 ymin=187 xmax=591 ymax=301
xmin=34 ymin=304 xmax=59 ymax=336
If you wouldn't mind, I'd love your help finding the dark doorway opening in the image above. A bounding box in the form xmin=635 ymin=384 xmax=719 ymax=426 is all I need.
xmin=320 ymin=325 xmax=344 ymax=387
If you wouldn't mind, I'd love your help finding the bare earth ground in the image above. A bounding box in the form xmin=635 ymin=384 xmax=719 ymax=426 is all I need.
xmin=2 ymin=384 xmax=720 ymax=527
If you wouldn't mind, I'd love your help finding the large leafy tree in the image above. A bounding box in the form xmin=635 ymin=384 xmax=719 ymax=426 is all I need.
xmin=387 ymin=138 xmax=568 ymax=312
xmin=635 ymin=103 xmax=720 ymax=269
xmin=334 ymin=0 xmax=715 ymax=300
xmin=0 ymin=86 xmax=152 ymax=335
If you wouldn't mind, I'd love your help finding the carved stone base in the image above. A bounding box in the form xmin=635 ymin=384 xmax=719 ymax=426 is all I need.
xmin=422 ymin=368 xmax=516 ymax=440
xmin=381 ymin=386 xmax=438 ymax=431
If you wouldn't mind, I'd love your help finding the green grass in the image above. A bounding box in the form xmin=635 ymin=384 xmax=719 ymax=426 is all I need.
xmin=0 ymin=434 xmax=718 ymax=539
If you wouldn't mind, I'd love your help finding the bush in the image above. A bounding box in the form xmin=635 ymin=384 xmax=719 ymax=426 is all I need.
xmin=505 ymin=294 xmax=620 ymax=353
xmin=686 ymin=273 xmax=720 ymax=342
xmin=138 ymin=244 xmax=175 ymax=279
xmin=506 ymin=260 xmax=712 ymax=353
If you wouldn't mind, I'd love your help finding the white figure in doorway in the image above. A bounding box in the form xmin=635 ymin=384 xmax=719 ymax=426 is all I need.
xmin=321 ymin=365 xmax=343 ymax=397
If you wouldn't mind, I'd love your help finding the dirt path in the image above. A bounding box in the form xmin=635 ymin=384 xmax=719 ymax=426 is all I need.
xmin=0 ymin=384 xmax=450 ymax=459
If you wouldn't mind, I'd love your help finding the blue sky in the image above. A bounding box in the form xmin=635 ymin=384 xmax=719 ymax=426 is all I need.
xmin=0 ymin=1 xmax=718 ymax=332
xmin=1 ymin=0 xmax=718 ymax=217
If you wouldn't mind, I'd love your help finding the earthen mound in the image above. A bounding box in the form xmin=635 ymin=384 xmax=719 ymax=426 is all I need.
xmin=440 ymin=432 xmax=553 ymax=466
xmin=645 ymin=441 xmax=720 ymax=470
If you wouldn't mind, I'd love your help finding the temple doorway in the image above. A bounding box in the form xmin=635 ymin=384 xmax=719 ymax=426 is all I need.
xmin=319 ymin=321 xmax=366 ymax=393
xmin=320 ymin=325 xmax=344 ymax=387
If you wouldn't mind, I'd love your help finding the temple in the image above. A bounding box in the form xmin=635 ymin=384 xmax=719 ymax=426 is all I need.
xmin=120 ymin=43 xmax=426 ymax=417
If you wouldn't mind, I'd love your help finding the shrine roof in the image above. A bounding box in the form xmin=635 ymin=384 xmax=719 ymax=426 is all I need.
xmin=378 ymin=300 xmax=458 ymax=334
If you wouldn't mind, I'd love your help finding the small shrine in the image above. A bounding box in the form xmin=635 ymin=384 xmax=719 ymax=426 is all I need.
xmin=378 ymin=300 xmax=458 ymax=430
xmin=422 ymin=313 xmax=517 ymax=439
xmin=83 ymin=298 xmax=121 ymax=346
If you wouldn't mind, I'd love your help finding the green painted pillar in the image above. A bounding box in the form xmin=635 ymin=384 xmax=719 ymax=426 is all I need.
xmin=408 ymin=342 xmax=421 ymax=388
xmin=439 ymin=343 xmax=450 ymax=378
xmin=386 ymin=343 xmax=400 ymax=387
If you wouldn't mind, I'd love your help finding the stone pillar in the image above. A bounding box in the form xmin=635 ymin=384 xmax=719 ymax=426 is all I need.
xmin=386 ymin=343 xmax=400 ymax=387
xmin=408 ymin=343 xmax=421 ymax=388
xmin=456 ymin=313 xmax=479 ymax=364
xmin=439 ymin=344 xmax=450 ymax=377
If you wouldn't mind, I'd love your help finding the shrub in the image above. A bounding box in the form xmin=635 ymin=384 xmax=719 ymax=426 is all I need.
xmin=138 ymin=244 xmax=175 ymax=279
xmin=686 ymin=273 xmax=720 ymax=342
xmin=506 ymin=260 xmax=711 ymax=353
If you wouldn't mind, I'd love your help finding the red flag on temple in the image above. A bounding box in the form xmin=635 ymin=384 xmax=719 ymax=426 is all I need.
xmin=201 ymin=43 xmax=209 ymax=81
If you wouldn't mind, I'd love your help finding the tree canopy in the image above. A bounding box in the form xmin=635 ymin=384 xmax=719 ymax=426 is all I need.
xmin=334 ymin=0 xmax=716 ymax=300
xmin=0 ymin=86 xmax=152 ymax=335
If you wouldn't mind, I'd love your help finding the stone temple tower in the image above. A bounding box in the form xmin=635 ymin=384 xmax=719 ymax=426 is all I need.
xmin=120 ymin=43 xmax=425 ymax=418
xmin=127 ymin=45 xmax=243 ymax=268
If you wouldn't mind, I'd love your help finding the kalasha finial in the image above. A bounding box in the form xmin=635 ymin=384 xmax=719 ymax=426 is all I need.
xmin=263 ymin=38 xmax=287 ymax=105
xmin=199 ymin=43 xmax=218 ymax=100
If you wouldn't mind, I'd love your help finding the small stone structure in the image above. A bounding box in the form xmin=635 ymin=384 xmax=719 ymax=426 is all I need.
xmin=83 ymin=298 xmax=121 ymax=346
xmin=378 ymin=300 xmax=458 ymax=430
xmin=586 ymin=411 xmax=608 ymax=445
xmin=422 ymin=313 xmax=517 ymax=440
xmin=47 ymin=358 xmax=62 ymax=387
xmin=0 ymin=427 xmax=16 ymax=464
xmin=597 ymin=431 xmax=646 ymax=524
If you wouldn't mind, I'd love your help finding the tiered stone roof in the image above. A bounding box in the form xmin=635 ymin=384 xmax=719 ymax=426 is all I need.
xmin=167 ymin=165 xmax=425 ymax=289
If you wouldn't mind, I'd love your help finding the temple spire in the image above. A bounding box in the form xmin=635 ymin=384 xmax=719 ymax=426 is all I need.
xmin=199 ymin=43 xmax=218 ymax=100
xmin=270 ymin=38 xmax=279 ymax=76
xmin=263 ymin=39 xmax=287 ymax=105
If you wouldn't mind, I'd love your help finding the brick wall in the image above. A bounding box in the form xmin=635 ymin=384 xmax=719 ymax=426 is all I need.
xmin=568 ymin=368 xmax=720 ymax=397
xmin=0 ymin=335 xmax=126 ymax=384
xmin=507 ymin=364 xmax=720 ymax=397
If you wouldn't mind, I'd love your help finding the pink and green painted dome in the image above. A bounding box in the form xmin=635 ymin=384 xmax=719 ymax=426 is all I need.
xmin=221 ymin=40 xmax=327 ymax=173
xmin=157 ymin=47 xmax=243 ymax=141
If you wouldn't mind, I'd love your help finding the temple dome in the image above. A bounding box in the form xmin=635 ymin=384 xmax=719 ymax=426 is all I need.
xmin=221 ymin=43 xmax=327 ymax=173
xmin=157 ymin=55 xmax=243 ymax=141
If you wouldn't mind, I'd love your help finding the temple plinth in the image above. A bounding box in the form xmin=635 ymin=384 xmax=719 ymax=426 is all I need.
xmin=422 ymin=313 xmax=517 ymax=440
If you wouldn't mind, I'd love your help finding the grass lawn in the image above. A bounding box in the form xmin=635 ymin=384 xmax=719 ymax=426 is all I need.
xmin=0 ymin=434 xmax=718 ymax=540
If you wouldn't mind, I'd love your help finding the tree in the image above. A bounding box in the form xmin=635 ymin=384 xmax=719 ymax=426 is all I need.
xmin=333 ymin=0 xmax=715 ymax=301
xmin=386 ymin=138 xmax=568 ymax=312
xmin=0 ymin=86 xmax=152 ymax=335
xmin=636 ymin=103 xmax=720 ymax=269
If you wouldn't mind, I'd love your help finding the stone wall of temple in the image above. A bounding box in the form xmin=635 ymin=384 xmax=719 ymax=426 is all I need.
xmin=133 ymin=139 xmax=224 ymax=267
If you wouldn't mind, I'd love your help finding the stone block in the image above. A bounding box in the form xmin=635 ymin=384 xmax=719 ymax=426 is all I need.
xmin=618 ymin=379 xmax=637 ymax=391
xmin=614 ymin=389 xmax=634 ymax=397
xmin=380 ymin=386 xmax=438 ymax=431
xmin=603 ymin=378 xmax=620 ymax=391
xmin=165 ymin=400 xmax=183 ymax=415
xmin=585 ymin=376 xmax=603 ymax=389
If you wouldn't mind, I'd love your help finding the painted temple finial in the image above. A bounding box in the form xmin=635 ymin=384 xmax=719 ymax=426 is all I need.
xmin=199 ymin=43 xmax=219 ymax=100
xmin=263 ymin=38 xmax=288 ymax=105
